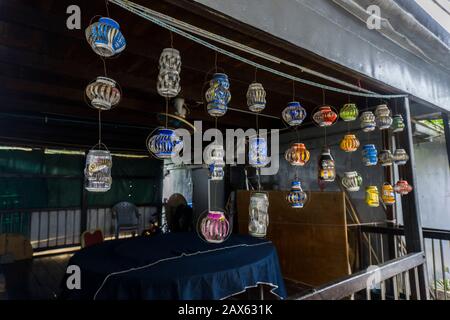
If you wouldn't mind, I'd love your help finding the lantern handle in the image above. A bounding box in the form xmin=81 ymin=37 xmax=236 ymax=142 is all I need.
xmin=90 ymin=142 xmax=110 ymax=151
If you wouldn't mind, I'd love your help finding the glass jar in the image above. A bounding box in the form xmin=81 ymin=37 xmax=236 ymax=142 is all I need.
xmin=248 ymin=192 xmax=269 ymax=237
xmin=205 ymin=73 xmax=231 ymax=117
xmin=284 ymin=143 xmax=310 ymax=166
xmin=84 ymin=149 xmax=112 ymax=192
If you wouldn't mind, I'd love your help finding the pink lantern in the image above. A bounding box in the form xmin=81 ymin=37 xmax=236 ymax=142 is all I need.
xmin=200 ymin=211 xmax=230 ymax=244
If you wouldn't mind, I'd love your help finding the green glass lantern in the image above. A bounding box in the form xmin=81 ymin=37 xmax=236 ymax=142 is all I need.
xmin=340 ymin=103 xmax=359 ymax=122
xmin=391 ymin=114 xmax=406 ymax=133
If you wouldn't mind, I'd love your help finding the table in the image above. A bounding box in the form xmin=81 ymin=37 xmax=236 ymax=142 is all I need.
xmin=60 ymin=232 xmax=287 ymax=300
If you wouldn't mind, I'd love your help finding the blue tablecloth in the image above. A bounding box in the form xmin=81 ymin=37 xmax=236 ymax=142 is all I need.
xmin=60 ymin=232 xmax=286 ymax=300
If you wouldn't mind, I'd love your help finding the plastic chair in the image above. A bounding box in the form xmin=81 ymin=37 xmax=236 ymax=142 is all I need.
xmin=112 ymin=202 xmax=141 ymax=239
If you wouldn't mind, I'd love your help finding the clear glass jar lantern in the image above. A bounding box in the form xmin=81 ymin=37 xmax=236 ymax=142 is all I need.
xmin=282 ymin=102 xmax=307 ymax=126
xmin=313 ymin=106 xmax=338 ymax=127
xmin=362 ymin=144 xmax=378 ymax=166
xmin=394 ymin=180 xmax=413 ymax=195
xmin=84 ymin=149 xmax=112 ymax=192
xmin=375 ymin=104 xmax=393 ymax=130
xmin=85 ymin=76 xmax=121 ymax=111
xmin=318 ymin=147 xmax=336 ymax=182
xmin=382 ymin=183 xmax=396 ymax=205
xmin=248 ymin=192 xmax=269 ymax=238
xmin=378 ymin=150 xmax=394 ymax=166
xmin=85 ymin=17 xmax=126 ymax=58
xmin=360 ymin=111 xmax=376 ymax=132
xmin=340 ymin=103 xmax=359 ymax=122
xmin=205 ymin=73 xmax=231 ymax=117
xmin=285 ymin=143 xmax=310 ymax=166
xmin=246 ymin=83 xmax=266 ymax=113
xmin=286 ymin=180 xmax=308 ymax=208
xmin=249 ymin=137 xmax=268 ymax=168
xmin=340 ymin=134 xmax=360 ymax=153
xmin=393 ymin=149 xmax=409 ymax=166
xmin=200 ymin=210 xmax=230 ymax=244
xmin=157 ymin=48 xmax=181 ymax=98
xmin=341 ymin=171 xmax=363 ymax=192
xmin=147 ymin=128 xmax=183 ymax=160
xmin=366 ymin=186 xmax=380 ymax=207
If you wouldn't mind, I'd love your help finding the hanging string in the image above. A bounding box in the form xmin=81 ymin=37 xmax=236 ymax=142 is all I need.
xmin=105 ymin=0 xmax=110 ymax=17
xmin=322 ymin=88 xmax=327 ymax=146
xmin=254 ymin=67 xmax=258 ymax=83
xmin=165 ymin=97 xmax=169 ymax=128
xmin=101 ymin=58 xmax=108 ymax=77
xmin=98 ymin=109 xmax=102 ymax=146
xmin=170 ymin=30 xmax=174 ymax=48
xmin=256 ymin=113 xmax=259 ymax=134
xmin=214 ymin=51 xmax=218 ymax=73
xmin=292 ymin=80 xmax=296 ymax=102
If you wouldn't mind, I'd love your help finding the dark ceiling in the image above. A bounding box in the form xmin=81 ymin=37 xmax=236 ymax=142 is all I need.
xmin=0 ymin=0 xmax=402 ymax=153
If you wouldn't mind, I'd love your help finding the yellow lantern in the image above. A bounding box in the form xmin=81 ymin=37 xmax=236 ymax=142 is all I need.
xmin=366 ymin=186 xmax=380 ymax=207
xmin=381 ymin=183 xmax=395 ymax=205
xmin=339 ymin=134 xmax=360 ymax=153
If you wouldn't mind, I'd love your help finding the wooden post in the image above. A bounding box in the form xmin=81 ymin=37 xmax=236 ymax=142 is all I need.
xmin=399 ymin=97 xmax=429 ymax=299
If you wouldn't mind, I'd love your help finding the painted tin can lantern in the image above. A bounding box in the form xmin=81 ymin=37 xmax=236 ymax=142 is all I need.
xmin=282 ymin=102 xmax=307 ymax=126
xmin=391 ymin=114 xmax=406 ymax=133
xmin=318 ymin=147 xmax=336 ymax=182
xmin=381 ymin=183 xmax=396 ymax=205
xmin=362 ymin=144 xmax=378 ymax=166
xmin=313 ymin=106 xmax=338 ymax=127
xmin=341 ymin=171 xmax=363 ymax=192
xmin=285 ymin=143 xmax=310 ymax=166
xmin=200 ymin=211 xmax=230 ymax=244
xmin=85 ymin=76 xmax=121 ymax=111
xmin=375 ymin=104 xmax=393 ymax=130
xmin=366 ymin=186 xmax=380 ymax=207
xmin=157 ymin=48 xmax=181 ymax=98
xmin=286 ymin=180 xmax=308 ymax=209
xmin=248 ymin=192 xmax=269 ymax=238
xmin=84 ymin=149 xmax=112 ymax=192
xmin=249 ymin=137 xmax=268 ymax=168
xmin=147 ymin=128 xmax=183 ymax=160
xmin=85 ymin=17 xmax=126 ymax=57
xmin=378 ymin=150 xmax=394 ymax=166
xmin=394 ymin=180 xmax=413 ymax=196
xmin=340 ymin=134 xmax=360 ymax=153
xmin=340 ymin=103 xmax=359 ymax=122
xmin=360 ymin=111 xmax=376 ymax=132
xmin=205 ymin=144 xmax=225 ymax=181
xmin=205 ymin=73 xmax=231 ymax=117
xmin=393 ymin=149 xmax=409 ymax=166
xmin=246 ymin=83 xmax=266 ymax=113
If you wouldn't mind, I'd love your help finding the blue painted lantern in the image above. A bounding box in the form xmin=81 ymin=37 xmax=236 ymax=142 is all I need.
xmin=147 ymin=128 xmax=183 ymax=160
xmin=205 ymin=73 xmax=231 ymax=117
xmin=286 ymin=180 xmax=308 ymax=209
xmin=249 ymin=137 xmax=268 ymax=168
xmin=362 ymin=144 xmax=378 ymax=166
xmin=85 ymin=17 xmax=126 ymax=58
xmin=282 ymin=102 xmax=307 ymax=126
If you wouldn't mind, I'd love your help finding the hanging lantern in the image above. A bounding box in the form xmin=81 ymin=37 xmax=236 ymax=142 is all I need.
xmin=157 ymin=48 xmax=181 ymax=98
xmin=285 ymin=143 xmax=310 ymax=166
xmin=246 ymin=83 xmax=266 ymax=113
xmin=393 ymin=149 xmax=409 ymax=166
xmin=84 ymin=149 xmax=112 ymax=192
xmin=249 ymin=137 xmax=268 ymax=168
xmin=205 ymin=73 xmax=231 ymax=117
xmin=205 ymin=144 xmax=225 ymax=181
xmin=340 ymin=134 xmax=360 ymax=153
xmin=147 ymin=128 xmax=183 ymax=160
xmin=375 ymin=104 xmax=393 ymax=130
xmin=85 ymin=76 xmax=121 ymax=111
xmin=378 ymin=150 xmax=394 ymax=166
xmin=318 ymin=147 xmax=336 ymax=182
xmin=366 ymin=186 xmax=380 ymax=207
xmin=394 ymin=180 xmax=413 ymax=196
xmin=286 ymin=180 xmax=308 ymax=209
xmin=341 ymin=171 xmax=363 ymax=192
xmin=282 ymin=102 xmax=307 ymax=126
xmin=248 ymin=192 xmax=269 ymax=238
xmin=381 ymin=183 xmax=396 ymax=205
xmin=362 ymin=144 xmax=378 ymax=166
xmin=85 ymin=17 xmax=126 ymax=58
xmin=391 ymin=114 xmax=406 ymax=133
xmin=200 ymin=210 xmax=230 ymax=243
xmin=360 ymin=111 xmax=376 ymax=132
xmin=313 ymin=106 xmax=338 ymax=127
xmin=340 ymin=103 xmax=359 ymax=122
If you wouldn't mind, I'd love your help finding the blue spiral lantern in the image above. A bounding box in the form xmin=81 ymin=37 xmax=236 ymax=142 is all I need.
xmin=286 ymin=180 xmax=308 ymax=209
xmin=362 ymin=144 xmax=378 ymax=166
xmin=85 ymin=17 xmax=126 ymax=58
xmin=205 ymin=73 xmax=231 ymax=117
xmin=249 ymin=137 xmax=268 ymax=168
xmin=147 ymin=128 xmax=183 ymax=160
xmin=282 ymin=102 xmax=307 ymax=126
